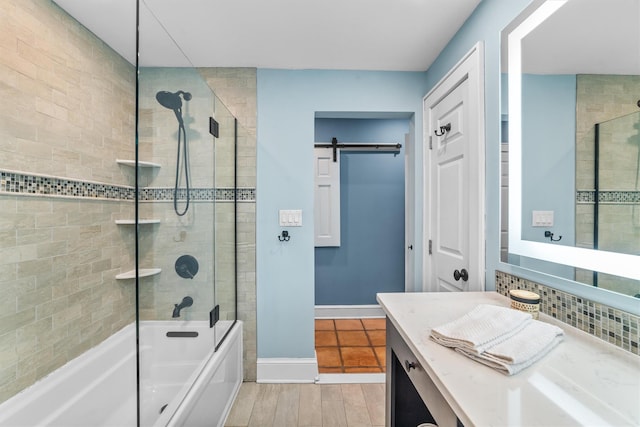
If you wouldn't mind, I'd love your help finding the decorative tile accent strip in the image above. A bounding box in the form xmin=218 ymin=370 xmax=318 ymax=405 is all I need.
xmin=576 ymin=190 xmax=595 ymax=203
xmin=496 ymin=270 xmax=639 ymax=356
xmin=139 ymin=187 xmax=255 ymax=202
xmin=576 ymin=190 xmax=640 ymax=204
xmin=1 ymin=170 xmax=134 ymax=200
xmin=0 ymin=170 xmax=256 ymax=202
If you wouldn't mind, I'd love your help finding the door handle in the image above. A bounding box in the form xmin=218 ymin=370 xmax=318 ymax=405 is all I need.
xmin=453 ymin=268 xmax=469 ymax=282
xmin=405 ymin=360 xmax=418 ymax=371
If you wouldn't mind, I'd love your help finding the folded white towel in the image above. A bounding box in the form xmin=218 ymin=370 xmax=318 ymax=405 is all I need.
xmin=430 ymin=304 xmax=532 ymax=354
xmin=484 ymin=320 xmax=564 ymax=364
xmin=456 ymin=320 xmax=563 ymax=375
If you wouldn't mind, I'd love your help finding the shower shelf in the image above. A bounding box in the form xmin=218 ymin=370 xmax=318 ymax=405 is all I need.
xmin=116 ymin=159 xmax=161 ymax=168
xmin=115 ymin=268 xmax=162 ymax=280
xmin=115 ymin=219 xmax=161 ymax=225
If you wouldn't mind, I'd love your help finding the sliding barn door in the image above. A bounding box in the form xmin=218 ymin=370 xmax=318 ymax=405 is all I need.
xmin=314 ymin=147 xmax=341 ymax=247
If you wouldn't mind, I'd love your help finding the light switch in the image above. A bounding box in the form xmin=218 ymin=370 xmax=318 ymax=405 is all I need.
xmin=532 ymin=210 xmax=554 ymax=227
xmin=279 ymin=209 xmax=302 ymax=226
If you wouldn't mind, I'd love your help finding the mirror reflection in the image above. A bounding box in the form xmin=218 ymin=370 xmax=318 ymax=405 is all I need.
xmin=503 ymin=0 xmax=640 ymax=298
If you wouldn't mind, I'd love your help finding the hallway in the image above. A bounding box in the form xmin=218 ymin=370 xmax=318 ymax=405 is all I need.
xmin=315 ymin=318 xmax=386 ymax=374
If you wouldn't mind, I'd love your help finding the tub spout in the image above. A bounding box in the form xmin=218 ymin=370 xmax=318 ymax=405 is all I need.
xmin=172 ymin=296 xmax=193 ymax=318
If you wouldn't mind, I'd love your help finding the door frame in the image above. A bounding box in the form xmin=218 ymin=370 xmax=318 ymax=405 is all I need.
xmin=422 ymin=42 xmax=486 ymax=292
xmin=404 ymin=121 xmax=416 ymax=292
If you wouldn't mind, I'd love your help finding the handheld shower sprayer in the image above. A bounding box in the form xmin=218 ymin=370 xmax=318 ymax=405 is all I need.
xmin=156 ymin=90 xmax=192 ymax=216
xmin=155 ymin=91 xmax=192 ymax=125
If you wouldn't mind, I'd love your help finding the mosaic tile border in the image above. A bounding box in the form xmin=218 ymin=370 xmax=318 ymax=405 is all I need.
xmin=139 ymin=187 xmax=255 ymax=202
xmin=576 ymin=190 xmax=640 ymax=204
xmin=1 ymin=170 xmax=134 ymax=200
xmin=0 ymin=170 xmax=255 ymax=202
xmin=496 ymin=270 xmax=639 ymax=355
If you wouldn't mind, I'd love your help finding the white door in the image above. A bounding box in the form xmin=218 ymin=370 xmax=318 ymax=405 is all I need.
xmin=424 ymin=43 xmax=485 ymax=292
xmin=405 ymin=125 xmax=416 ymax=292
xmin=314 ymin=147 xmax=341 ymax=247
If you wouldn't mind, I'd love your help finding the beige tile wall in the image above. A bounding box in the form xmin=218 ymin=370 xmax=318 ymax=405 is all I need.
xmin=1 ymin=2 xmax=258 ymax=406
xmin=0 ymin=0 xmax=135 ymax=184
xmin=0 ymin=195 xmax=137 ymax=403
xmin=0 ymin=0 xmax=137 ymax=403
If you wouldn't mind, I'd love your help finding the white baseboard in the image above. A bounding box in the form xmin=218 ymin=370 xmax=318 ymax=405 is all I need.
xmin=314 ymin=305 xmax=384 ymax=319
xmin=256 ymin=357 xmax=318 ymax=383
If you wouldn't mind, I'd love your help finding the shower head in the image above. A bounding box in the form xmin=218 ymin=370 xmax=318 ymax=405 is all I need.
xmin=155 ymin=90 xmax=192 ymax=110
xmin=156 ymin=90 xmax=191 ymax=125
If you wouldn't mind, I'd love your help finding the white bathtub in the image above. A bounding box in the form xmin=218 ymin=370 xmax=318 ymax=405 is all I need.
xmin=0 ymin=321 xmax=242 ymax=427
xmin=141 ymin=320 xmax=242 ymax=427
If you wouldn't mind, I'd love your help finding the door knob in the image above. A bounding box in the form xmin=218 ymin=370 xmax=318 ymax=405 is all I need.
xmin=453 ymin=268 xmax=469 ymax=282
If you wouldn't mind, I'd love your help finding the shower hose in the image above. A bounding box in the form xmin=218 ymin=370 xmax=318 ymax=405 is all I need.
xmin=174 ymin=122 xmax=190 ymax=216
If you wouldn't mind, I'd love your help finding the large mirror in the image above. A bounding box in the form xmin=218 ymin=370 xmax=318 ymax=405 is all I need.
xmin=502 ymin=0 xmax=640 ymax=303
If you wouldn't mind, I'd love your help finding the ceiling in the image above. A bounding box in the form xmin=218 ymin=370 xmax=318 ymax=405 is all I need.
xmin=52 ymin=0 xmax=481 ymax=71
xmin=518 ymin=0 xmax=640 ymax=75
xmin=52 ymin=0 xmax=640 ymax=74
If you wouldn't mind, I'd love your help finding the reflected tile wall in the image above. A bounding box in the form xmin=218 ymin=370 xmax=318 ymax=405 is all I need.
xmin=575 ymin=75 xmax=640 ymax=296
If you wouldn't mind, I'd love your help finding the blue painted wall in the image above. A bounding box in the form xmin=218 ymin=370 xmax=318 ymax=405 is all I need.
xmin=519 ymin=74 xmax=576 ymax=278
xmin=314 ymin=119 xmax=408 ymax=305
xmin=255 ymin=0 xmax=635 ymax=364
xmin=256 ymin=70 xmax=427 ymax=359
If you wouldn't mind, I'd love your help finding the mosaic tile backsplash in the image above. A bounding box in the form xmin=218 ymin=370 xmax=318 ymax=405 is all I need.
xmin=496 ymin=271 xmax=639 ymax=356
xmin=0 ymin=170 xmax=255 ymax=202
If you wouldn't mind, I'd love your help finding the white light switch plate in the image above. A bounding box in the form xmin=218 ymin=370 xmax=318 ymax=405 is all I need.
xmin=532 ymin=210 xmax=554 ymax=227
xmin=279 ymin=210 xmax=302 ymax=227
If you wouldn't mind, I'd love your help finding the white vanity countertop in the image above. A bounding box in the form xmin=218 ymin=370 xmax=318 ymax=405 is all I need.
xmin=377 ymin=292 xmax=640 ymax=427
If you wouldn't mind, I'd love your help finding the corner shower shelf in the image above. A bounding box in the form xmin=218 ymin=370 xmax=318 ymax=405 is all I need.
xmin=116 ymin=159 xmax=161 ymax=168
xmin=115 ymin=219 xmax=161 ymax=225
xmin=115 ymin=268 xmax=162 ymax=280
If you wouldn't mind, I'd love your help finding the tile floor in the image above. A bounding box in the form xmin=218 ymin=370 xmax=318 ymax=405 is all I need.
xmin=315 ymin=318 xmax=386 ymax=374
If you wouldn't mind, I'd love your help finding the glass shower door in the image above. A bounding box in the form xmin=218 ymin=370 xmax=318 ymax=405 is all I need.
xmin=136 ymin=1 xmax=218 ymax=424
xmin=213 ymin=99 xmax=238 ymax=349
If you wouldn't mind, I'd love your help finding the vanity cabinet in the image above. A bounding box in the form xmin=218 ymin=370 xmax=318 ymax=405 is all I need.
xmin=378 ymin=292 xmax=640 ymax=427
xmin=386 ymin=318 xmax=459 ymax=427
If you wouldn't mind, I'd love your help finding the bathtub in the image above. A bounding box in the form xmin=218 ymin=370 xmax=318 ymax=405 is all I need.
xmin=141 ymin=320 xmax=242 ymax=427
xmin=0 ymin=320 xmax=242 ymax=427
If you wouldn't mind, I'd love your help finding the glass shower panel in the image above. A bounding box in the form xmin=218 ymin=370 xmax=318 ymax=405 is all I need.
xmin=0 ymin=0 xmax=137 ymax=421
xmin=137 ymin=1 xmax=218 ymax=424
xmin=594 ymin=111 xmax=640 ymax=297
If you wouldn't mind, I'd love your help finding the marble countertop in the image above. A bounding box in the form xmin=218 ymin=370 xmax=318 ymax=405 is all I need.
xmin=377 ymin=292 xmax=640 ymax=427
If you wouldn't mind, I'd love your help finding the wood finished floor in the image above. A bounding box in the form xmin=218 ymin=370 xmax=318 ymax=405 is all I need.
xmin=224 ymin=382 xmax=385 ymax=427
